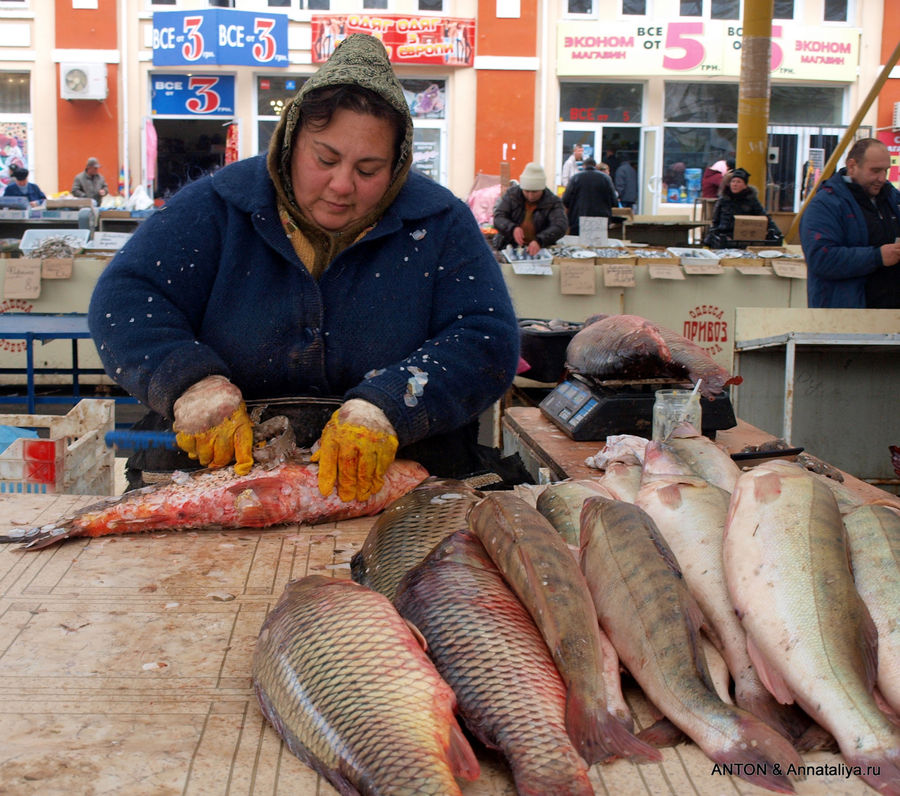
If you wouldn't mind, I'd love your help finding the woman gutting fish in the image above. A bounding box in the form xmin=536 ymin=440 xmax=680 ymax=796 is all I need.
xmin=88 ymin=33 xmax=520 ymax=498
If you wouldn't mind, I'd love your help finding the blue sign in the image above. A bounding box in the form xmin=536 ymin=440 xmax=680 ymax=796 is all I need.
xmin=151 ymin=74 xmax=235 ymax=116
xmin=152 ymin=10 xmax=289 ymax=67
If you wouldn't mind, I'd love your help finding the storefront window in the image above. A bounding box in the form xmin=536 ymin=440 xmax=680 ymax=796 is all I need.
xmin=773 ymin=0 xmax=794 ymax=17
xmin=662 ymin=126 xmax=736 ymax=202
xmin=400 ymin=78 xmax=447 ymax=184
xmin=560 ymin=83 xmax=643 ymax=124
xmin=0 ymin=72 xmax=29 ymax=113
xmin=256 ymin=74 xmax=310 ymax=153
xmin=622 ymin=0 xmax=646 ymax=13
xmin=664 ymin=82 xmax=738 ymax=124
xmin=567 ymin=0 xmax=592 ymax=15
xmin=679 ymin=0 xmax=702 ymax=15
xmin=770 ymin=86 xmax=843 ymax=126
xmin=711 ymin=0 xmax=739 ymax=18
xmin=824 ymin=0 xmax=848 ymax=22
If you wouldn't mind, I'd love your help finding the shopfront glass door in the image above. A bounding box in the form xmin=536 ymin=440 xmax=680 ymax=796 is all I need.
xmin=641 ymin=126 xmax=661 ymax=215
xmin=767 ymin=126 xmax=841 ymax=211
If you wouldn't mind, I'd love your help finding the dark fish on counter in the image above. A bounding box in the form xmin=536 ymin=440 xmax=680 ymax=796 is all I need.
xmin=395 ymin=530 xmax=595 ymax=796
xmin=351 ymin=477 xmax=483 ymax=602
xmin=724 ymin=461 xmax=900 ymax=796
xmin=253 ymin=576 xmax=480 ymax=796
xmin=580 ymin=496 xmax=802 ymax=794
xmin=0 ymin=460 xmax=429 ymax=550
xmin=468 ymin=492 xmax=660 ymax=765
xmin=565 ymin=314 xmax=741 ymax=399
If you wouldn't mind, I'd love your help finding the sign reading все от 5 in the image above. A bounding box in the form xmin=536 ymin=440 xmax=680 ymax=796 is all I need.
xmin=152 ymin=10 xmax=288 ymax=67
xmin=151 ymin=75 xmax=235 ymax=116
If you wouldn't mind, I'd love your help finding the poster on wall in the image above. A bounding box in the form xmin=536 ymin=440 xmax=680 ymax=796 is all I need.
xmin=0 ymin=122 xmax=28 ymax=188
xmin=311 ymin=16 xmax=475 ymax=66
xmin=878 ymin=131 xmax=900 ymax=189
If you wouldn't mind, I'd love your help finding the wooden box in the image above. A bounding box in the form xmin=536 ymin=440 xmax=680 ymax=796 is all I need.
xmin=732 ymin=215 xmax=769 ymax=241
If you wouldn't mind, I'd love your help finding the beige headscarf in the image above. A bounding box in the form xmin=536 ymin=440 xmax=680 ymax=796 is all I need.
xmin=266 ymin=34 xmax=414 ymax=277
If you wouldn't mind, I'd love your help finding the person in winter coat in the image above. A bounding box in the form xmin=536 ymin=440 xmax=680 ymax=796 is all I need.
xmin=701 ymin=160 xmax=728 ymax=199
xmin=613 ymin=159 xmax=637 ymax=208
xmin=562 ymin=157 xmax=618 ymax=235
xmin=492 ymin=162 xmax=568 ymax=254
xmin=88 ymin=34 xmax=520 ymax=499
xmin=71 ymin=157 xmax=108 ymax=203
xmin=702 ymin=167 xmax=782 ymax=248
xmin=3 ymin=167 xmax=45 ymax=206
xmin=800 ymin=138 xmax=900 ymax=308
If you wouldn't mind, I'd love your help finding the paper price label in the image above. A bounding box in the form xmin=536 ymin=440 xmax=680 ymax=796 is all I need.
xmin=560 ymin=262 xmax=596 ymax=294
xmin=3 ymin=259 xmax=41 ymax=299
xmin=603 ymin=262 xmax=636 ymax=287
xmin=735 ymin=265 xmax=774 ymax=276
xmin=42 ymin=258 xmax=74 ymax=279
xmin=648 ymin=263 xmax=686 ymax=280
xmin=682 ymin=262 xmax=724 ymax=275
xmin=512 ymin=261 xmax=553 ymax=275
xmin=771 ymin=260 xmax=807 ymax=279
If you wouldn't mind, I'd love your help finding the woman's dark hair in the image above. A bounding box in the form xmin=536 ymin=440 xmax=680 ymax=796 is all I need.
xmin=297 ymin=85 xmax=406 ymax=168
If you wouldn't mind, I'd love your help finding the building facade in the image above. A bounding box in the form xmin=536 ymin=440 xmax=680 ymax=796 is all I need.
xmin=0 ymin=0 xmax=890 ymax=213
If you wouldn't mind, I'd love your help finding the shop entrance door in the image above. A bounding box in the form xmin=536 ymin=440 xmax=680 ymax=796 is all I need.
xmin=767 ymin=127 xmax=842 ymax=212
xmin=557 ymin=124 xmax=641 ymax=198
xmin=152 ymin=118 xmax=232 ymax=200
xmin=641 ymin=126 xmax=661 ymax=215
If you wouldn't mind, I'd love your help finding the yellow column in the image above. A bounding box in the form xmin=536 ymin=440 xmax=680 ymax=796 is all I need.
xmin=735 ymin=0 xmax=773 ymax=205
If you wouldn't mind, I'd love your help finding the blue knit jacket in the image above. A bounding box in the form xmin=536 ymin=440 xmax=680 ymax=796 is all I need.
xmin=88 ymin=155 xmax=520 ymax=448
xmin=800 ymin=169 xmax=900 ymax=308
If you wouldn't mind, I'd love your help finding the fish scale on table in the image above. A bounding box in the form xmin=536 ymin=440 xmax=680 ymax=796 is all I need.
xmin=252 ymin=575 xmax=480 ymax=796
xmin=394 ymin=529 xmax=595 ymax=796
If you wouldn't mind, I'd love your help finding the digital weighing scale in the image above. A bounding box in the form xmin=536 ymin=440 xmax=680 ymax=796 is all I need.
xmin=539 ymin=374 xmax=737 ymax=442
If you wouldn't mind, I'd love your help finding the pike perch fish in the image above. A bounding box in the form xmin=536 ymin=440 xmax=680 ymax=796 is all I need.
xmin=565 ymin=314 xmax=741 ymax=399
xmin=580 ymin=495 xmax=802 ymax=794
xmin=0 ymin=460 xmax=429 ymax=550
xmin=536 ymin=480 xmax=615 ymax=547
xmin=468 ymin=492 xmax=660 ymax=765
xmin=394 ymin=530 xmax=595 ymax=796
xmin=843 ymin=503 xmax=900 ymax=716
xmin=253 ymin=576 xmax=480 ymax=796
xmin=724 ymin=461 xmax=900 ymax=796
xmin=634 ymin=472 xmax=805 ymax=741
xmin=351 ymin=477 xmax=482 ymax=602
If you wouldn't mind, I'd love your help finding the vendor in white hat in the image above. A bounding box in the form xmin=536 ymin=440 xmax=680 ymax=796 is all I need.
xmin=493 ymin=161 xmax=568 ymax=255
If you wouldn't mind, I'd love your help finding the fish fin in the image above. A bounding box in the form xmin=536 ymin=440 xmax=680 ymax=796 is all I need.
xmin=843 ymin=750 xmax=900 ymax=796
xmin=225 ymin=477 xmax=293 ymax=526
xmin=794 ymin=720 xmax=838 ymax=753
xmin=746 ymin=634 xmax=795 ymax=705
xmin=565 ymin=689 xmax=662 ymax=764
xmin=708 ymin=722 xmax=798 ymax=794
xmin=752 ymin=471 xmax=784 ymax=504
xmin=402 ymin=618 xmax=428 ymax=653
xmin=0 ymin=522 xmax=81 ymax=550
xmin=858 ymin=600 xmax=879 ymax=695
xmin=874 ymin=687 xmax=900 ymax=726
xmin=446 ymin=718 xmax=480 ymax=781
xmin=349 ymin=550 xmax=366 ymax=585
xmin=636 ymin=717 xmax=688 ymax=748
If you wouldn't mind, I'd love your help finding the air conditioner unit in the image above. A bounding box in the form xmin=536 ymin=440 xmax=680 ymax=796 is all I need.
xmin=60 ymin=62 xmax=108 ymax=101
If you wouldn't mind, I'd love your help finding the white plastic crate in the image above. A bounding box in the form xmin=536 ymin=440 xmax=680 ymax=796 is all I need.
xmin=0 ymin=399 xmax=115 ymax=495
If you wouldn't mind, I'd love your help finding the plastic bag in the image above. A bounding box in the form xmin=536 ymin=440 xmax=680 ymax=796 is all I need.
xmin=125 ymin=184 xmax=154 ymax=211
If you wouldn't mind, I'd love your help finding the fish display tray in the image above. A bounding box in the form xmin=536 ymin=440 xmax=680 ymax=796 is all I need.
xmin=0 ymin=398 xmax=115 ymax=494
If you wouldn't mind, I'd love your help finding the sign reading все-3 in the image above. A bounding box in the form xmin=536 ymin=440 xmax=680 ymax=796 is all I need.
xmin=152 ymin=9 xmax=289 ymax=67
xmin=151 ymin=74 xmax=235 ymax=116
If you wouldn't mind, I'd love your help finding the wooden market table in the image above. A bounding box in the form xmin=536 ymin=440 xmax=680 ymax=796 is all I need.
xmin=0 ymin=447 xmax=889 ymax=795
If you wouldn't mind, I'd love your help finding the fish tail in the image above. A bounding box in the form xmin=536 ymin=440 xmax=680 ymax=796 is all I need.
xmin=0 ymin=519 xmax=81 ymax=549
xmin=566 ymin=689 xmax=662 ymax=764
xmin=735 ymin=685 xmax=810 ymax=742
xmin=709 ymin=712 xmax=803 ymax=794
xmin=636 ymin=717 xmax=688 ymax=748
xmin=515 ymin=770 xmax=594 ymax=796
xmin=845 ymin=749 xmax=900 ymax=796
xmin=446 ymin=719 xmax=480 ymax=782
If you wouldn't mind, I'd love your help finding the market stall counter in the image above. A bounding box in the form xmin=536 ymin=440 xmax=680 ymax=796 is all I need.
xmin=0 ymin=486 xmax=886 ymax=796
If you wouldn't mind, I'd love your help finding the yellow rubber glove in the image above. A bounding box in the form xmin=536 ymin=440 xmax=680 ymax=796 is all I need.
xmin=312 ymin=399 xmax=398 ymax=503
xmin=173 ymin=375 xmax=255 ymax=476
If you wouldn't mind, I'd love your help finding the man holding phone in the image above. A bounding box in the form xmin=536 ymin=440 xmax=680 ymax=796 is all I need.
xmin=800 ymin=138 xmax=900 ymax=308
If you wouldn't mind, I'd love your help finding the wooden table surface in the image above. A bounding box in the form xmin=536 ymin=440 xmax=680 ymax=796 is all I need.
xmin=0 ymin=422 xmax=886 ymax=796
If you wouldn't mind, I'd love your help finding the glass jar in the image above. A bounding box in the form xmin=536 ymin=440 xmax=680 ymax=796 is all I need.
xmin=652 ymin=388 xmax=702 ymax=441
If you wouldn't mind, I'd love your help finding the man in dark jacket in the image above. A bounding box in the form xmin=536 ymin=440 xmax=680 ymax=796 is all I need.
xmin=561 ymin=157 xmax=618 ymax=235
xmin=492 ymin=162 xmax=568 ymax=254
xmin=702 ymin=167 xmax=782 ymax=249
xmin=800 ymin=138 xmax=900 ymax=308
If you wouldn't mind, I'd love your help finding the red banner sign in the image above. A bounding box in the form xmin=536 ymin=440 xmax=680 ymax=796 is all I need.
xmin=311 ymin=16 xmax=474 ymax=66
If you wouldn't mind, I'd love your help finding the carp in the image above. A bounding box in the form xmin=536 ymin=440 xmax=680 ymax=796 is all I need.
xmin=253 ymin=576 xmax=479 ymax=796
xmin=394 ymin=530 xmax=594 ymax=795
xmin=580 ymin=495 xmax=802 ymax=794
xmin=468 ymin=492 xmax=659 ymax=765
xmin=724 ymin=461 xmax=900 ymax=796
xmin=350 ymin=477 xmax=483 ymax=602
xmin=841 ymin=503 xmax=900 ymax=716
xmin=0 ymin=459 xmax=429 ymax=550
